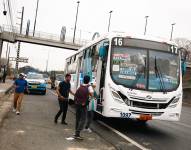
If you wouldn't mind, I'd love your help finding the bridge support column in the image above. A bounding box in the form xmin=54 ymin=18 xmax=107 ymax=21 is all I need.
xmin=0 ymin=39 xmax=3 ymax=70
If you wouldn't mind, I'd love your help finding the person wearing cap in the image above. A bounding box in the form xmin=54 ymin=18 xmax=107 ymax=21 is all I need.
xmin=13 ymin=73 xmax=28 ymax=115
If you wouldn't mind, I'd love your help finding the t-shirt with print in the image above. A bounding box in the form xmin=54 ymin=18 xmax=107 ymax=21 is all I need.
xmin=15 ymin=79 xmax=28 ymax=93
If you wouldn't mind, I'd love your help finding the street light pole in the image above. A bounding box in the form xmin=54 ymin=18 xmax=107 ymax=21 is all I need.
xmin=45 ymin=50 xmax=50 ymax=72
xmin=33 ymin=0 xmax=39 ymax=37
xmin=170 ymin=23 xmax=176 ymax=41
xmin=108 ymin=10 xmax=113 ymax=32
xmin=144 ymin=16 xmax=149 ymax=35
xmin=73 ymin=1 xmax=80 ymax=43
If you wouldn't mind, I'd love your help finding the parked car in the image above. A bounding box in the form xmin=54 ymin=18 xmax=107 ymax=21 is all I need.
xmin=26 ymin=73 xmax=47 ymax=95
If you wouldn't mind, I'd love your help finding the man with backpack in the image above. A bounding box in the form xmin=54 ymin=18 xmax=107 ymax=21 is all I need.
xmin=73 ymin=75 xmax=93 ymax=140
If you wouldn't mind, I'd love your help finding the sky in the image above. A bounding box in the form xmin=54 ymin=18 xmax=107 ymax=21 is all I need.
xmin=1 ymin=0 xmax=191 ymax=71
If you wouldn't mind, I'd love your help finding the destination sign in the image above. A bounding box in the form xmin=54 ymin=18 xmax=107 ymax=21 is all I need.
xmin=111 ymin=37 xmax=179 ymax=54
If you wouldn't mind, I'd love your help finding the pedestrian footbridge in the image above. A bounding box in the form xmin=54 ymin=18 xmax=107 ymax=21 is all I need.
xmin=0 ymin=25 xmax=88 ymax=50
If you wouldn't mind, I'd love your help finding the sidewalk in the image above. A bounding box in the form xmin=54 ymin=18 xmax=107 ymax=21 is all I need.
xmin=0 ymin=79 xmax=13 ymax=98
xmin=0 ymin=79 xmax=13 ymax=126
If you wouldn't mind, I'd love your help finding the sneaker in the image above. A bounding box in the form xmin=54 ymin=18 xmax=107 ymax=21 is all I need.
xmin=74 ymin=135 xmax=84 ymax=140
xmin=83 ymin=128 xmax=92 ymax=133
xmin=87 ymin=128 xmax=92 ymax=133
xmin=16 ymin=111 xmax=20 ymax=115
xmin=12 ymin=108 xmax=16 ymax=113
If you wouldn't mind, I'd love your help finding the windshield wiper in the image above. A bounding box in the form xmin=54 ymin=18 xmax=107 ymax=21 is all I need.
xmin=154 ymin=56 xmax=166 ymax=93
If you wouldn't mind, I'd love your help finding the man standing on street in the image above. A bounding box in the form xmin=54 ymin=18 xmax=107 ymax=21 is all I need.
xmin=73 ymin=75 xmax=93 ymax=140
xmin=13 ymin=73 xmax=28 ymax=115
xmin=54 ymin=73 xmax=74 ymax=125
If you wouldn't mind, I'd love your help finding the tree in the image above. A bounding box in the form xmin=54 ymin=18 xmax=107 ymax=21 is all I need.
xmin=18 ymin=66 xmax=40 ymax=74
xmin=174 ymin=38 xmax=191 ymax=62
xmin=0 ymin=58 xmax=12 ymax=76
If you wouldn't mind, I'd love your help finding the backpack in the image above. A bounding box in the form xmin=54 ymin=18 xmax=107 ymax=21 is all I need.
xmin=74 ymin=85 xmax=89 ymax=106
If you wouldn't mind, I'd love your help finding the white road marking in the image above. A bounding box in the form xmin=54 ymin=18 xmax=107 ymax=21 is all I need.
xmin=173 ymin=121 xmax=191 ymax=129
xmin=97 ymin=121 xmax=150 ymax=150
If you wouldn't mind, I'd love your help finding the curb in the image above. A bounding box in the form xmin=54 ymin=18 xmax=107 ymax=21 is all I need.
xmin=0 ymin=85 xmax=13 ymax=98
xmin=0 ymin=85 xmax=13 ymax=127
xmin=0 ymin=100 xmax=12 ymax=127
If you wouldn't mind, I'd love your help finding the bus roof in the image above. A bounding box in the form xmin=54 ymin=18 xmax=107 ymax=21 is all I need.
xmin=66 ymin=32 xmax=177 ymax=60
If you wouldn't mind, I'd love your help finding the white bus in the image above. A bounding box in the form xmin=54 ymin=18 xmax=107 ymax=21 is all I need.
xmin=65 ymin=33 xmax=182 ymax=122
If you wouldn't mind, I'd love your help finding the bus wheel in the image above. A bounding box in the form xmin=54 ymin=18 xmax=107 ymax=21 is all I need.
xmin=137 ymin=119 xmax=148 ymax=125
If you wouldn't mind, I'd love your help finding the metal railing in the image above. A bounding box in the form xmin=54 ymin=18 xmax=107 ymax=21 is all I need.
xmin=1 ymin=25 xmax=90 ymax=46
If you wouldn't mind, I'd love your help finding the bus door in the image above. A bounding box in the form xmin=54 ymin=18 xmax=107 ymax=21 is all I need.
xmin=76 ymin=52 xmax=84 ymax=88
xmin=95 ymin=41 xmax=109 ymax=113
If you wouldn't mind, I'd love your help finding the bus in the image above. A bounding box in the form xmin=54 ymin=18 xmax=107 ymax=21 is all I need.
xmin=65 ymin=32 xmax=182 ymax=122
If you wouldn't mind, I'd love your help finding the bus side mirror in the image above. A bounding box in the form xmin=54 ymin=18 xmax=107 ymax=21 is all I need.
xmin=99 ymin=46 xmax=107 ymax=58
xmin=181 ymin=61 xmax=187 ymax=76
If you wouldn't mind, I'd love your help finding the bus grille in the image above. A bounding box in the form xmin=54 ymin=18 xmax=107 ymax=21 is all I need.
xmin=129 ymin=110 xmax=164 ymax=116
xmin=131 ymin=101 xmax=168 ymax=109
xmin=117 ymin=91 xmax=173 ymax=109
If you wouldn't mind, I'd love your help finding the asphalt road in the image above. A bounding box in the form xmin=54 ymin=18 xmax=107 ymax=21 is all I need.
xmin=101 ymin=104 xmax=191 ymax=150
xmin=1 ymin=89 xmax=191 ymax=150
xmin=0 ymin=90 xmax=115 ymax=150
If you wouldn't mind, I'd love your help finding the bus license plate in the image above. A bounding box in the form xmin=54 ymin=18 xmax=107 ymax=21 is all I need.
xmin=139 ymin=114 xmax=152 ymax=120
xmin=31 ymin=85 xmax=37 ymax=89
xmin=120 ymin=112 xmax=131 ymax=118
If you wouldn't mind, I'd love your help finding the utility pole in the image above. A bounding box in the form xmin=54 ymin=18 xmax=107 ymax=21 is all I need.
xmin=73 ymin=1 xmax=80 ymax=43
xmin=33 ymin=0 xmax=39 ymax=37
xmin=108 ymin=10 xmax=113 ymax=32
xmin=170 ymin=23 xmax=176 ymax=41
xmin=6 ymin=46 xmax=10 ymax=75
xmin=144 ymin=16 xmax=149 ymax=35
xmin=0 ymin=40 xmax=3 ymax=72
xmin=15 ymin=6 xmax=24 ymax=73
xmin=45 ymin=50 xmax=50 ymax=72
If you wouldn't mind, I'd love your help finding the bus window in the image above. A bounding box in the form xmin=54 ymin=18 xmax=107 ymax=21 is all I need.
xmin=91 ymin=45 xmax=99 ymax=72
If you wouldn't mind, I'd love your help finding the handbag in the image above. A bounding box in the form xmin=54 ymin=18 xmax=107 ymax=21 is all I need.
xmin=88 ymin=98 xmax=97 ymax=111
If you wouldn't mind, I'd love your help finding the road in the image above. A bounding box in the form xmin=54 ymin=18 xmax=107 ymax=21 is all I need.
xmin=101 ymin=104 xmax=191 ymax=150
xmin=0 ymin=90 xmax=115 ymax=150
xmin=0 ymin=89 xmax=191 ymax=150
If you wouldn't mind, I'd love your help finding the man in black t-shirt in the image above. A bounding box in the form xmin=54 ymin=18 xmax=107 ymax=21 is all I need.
xmin=54 ymin=74 xmax=74 ymax=125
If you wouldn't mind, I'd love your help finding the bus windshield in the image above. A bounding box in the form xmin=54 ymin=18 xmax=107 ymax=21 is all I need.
xmin=111 ymin=46 xmax=180 ymax=92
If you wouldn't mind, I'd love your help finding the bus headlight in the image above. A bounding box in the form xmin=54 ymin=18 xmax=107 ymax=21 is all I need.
xmin=111 ymin=90 xmax=124 ymax=103
xmin=171 ymin=97 xmax=180 ymax=104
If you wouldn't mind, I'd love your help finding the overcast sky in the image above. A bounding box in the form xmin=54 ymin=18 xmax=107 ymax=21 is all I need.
xmin=1 ymin=0 xmax=191 ymax=71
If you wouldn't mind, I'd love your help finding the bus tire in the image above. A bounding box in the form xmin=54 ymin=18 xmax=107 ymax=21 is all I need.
xmin=137 ymin=119 xmax=148 ymax=125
